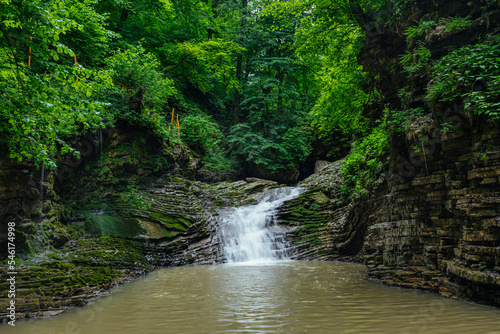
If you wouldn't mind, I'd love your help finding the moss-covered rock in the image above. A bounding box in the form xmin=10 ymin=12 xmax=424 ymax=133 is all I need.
xmin=272 ymin=161 xmax=353 ymax=260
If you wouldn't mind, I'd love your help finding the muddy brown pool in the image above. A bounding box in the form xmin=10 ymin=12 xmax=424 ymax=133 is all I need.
xmin=3 ymin=261 xmax=500 ymax=334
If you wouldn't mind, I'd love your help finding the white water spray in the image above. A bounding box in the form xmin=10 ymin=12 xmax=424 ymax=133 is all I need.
xmin=218 ymin=187 xmax=304 ymax=264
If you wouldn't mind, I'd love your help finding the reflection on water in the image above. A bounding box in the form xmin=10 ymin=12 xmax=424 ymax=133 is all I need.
xmin=4 ymin=261 xmax=500 ymax=334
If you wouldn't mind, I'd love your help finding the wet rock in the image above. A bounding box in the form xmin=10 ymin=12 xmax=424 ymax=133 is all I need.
xmin=358 ymin=121 xmax=500 ymax=307
xmin=314 ymin=160 xmax=332 ymax=173
xmin=279 ymin=120 xmax=500 ymax=307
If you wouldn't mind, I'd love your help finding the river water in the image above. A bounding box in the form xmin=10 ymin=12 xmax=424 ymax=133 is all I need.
xmin=4 ymin=261 xmax=500 ymax=334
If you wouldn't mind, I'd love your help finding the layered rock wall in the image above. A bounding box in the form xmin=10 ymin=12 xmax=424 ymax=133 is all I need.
xmin=362 ymin=121 xmax=500 ymax=306
xmin=277 ymin=120 xmax=500 ymax=306
xmin=348 ymin=0 xmax=500 ymax=306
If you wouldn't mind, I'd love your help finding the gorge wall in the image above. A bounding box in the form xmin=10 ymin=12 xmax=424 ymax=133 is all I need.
xmin=0 ymin=126 xmax=284 ymax=319
xmin=357 ymin=0 xmax=500 ymax=307
xmin=362 ymin=120 xmax=500 ymax=307
xmin=276 ymin=120 xmax=500 ymax=307
xmin=275 ymin=0 xmax=500 ymax=307
xmin=2 ymin=0 xmax=500 ymax=319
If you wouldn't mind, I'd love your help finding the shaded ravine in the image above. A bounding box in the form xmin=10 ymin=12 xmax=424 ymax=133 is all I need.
xmin=2 ymin=262 xmax=500 ymax=333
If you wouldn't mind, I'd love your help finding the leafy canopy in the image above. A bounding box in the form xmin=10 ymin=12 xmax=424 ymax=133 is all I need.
xmin=0 ymin=0 xmax=114 ymax=167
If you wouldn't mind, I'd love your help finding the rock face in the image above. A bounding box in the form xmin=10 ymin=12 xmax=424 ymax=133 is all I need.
xmin=275 ymin=121 xmax=500 ymax=307
xmin=2 ymin=0 xmax=500 ymax=315
xmin=296 ymin=0 xmax=500 ymax=307
xmin=0 ymin=173 xmax=282 ymax=320
xmin=274 ymin=0 xmax=500 ymax=307
xmin=0 ymin=152 xmax=52 ymax=257
xmin=244 ymin=161 xmax=301 ymax=184
xmin=314 ymin=160 xmax=332 ymax=173
xmin=361 ymin=121 xmax=500 ymax=306
xmin=148 ymin=177 xmax=282 ymax=265
xmin=278 ymin=161 xmax=350 ymax=260
xmin=0 ymin=124 xmax=283 ymax=320
xmin=357 ymin=0 xmax=499 ymax=110
xmin=351 ymin=0 xmax=500 ymax=307
xmin=276 ymin=160 xmax=374 ymax=262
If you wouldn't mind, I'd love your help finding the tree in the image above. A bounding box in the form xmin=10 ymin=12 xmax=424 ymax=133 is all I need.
xmin=263 ymin=0 xmax=372 ymax=139
xmin=0 ymin=0 xmax=113 ymax=168
xmin=226 ymin=0 xmax=315 ymax=177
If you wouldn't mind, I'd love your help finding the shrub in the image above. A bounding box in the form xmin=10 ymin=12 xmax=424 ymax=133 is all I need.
xmin=104 ymin=45 xmax=176 ymax=125
xmin=404 ymin=20 xmax=437 ymax=39
xmin=425 ymin=42 xmax=500 ymax=120
xmin=181 ymin=113 xmax=237 ymax=172
xmin=440 ymin=16 xmax=472 ymax=32
xmin=387 ymin=108 xmax=425 ymax=135
xmin=399 ymin=46 xmax=432 ymax=74
xmin=341 ymin=121 xmax=390 ymax=197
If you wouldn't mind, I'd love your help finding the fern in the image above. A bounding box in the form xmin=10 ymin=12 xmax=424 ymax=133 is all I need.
xmin=441 ymin=16 xmax=472 ymax=32
xmin=404 ymin=20 xmax=437 ymax=39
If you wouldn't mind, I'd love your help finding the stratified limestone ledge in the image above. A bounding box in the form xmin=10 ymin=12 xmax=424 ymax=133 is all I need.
xmin=361 ymin=122 xmax=500 ymax=306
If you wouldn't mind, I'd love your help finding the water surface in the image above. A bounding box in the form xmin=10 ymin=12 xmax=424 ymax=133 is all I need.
xmin=5 ymin=261 xmax=500 ymax=334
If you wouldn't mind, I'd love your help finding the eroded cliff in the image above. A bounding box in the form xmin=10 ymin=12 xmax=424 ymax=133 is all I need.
xmin=277 ymin=0 xmax=500 ymax=307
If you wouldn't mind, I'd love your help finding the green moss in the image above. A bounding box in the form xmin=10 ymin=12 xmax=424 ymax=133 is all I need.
xmin=47 ymin=253 xmax=62 ymax=261
xmin=85 ymin=215 xmax=146 ymax=238
xmin=62 ymin=236 xmax=156 ymax=269
xmin=151 ymin=214 xmax=192 ymax=231
xmin=0 ymin=258 xmax=123 ymax=300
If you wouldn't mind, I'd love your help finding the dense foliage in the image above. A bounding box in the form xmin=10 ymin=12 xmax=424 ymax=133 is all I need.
xmin=1 ymin=0 xmax=499 ymax=192
xmin=426 ymin=42 xmax=500 ymax=120
xmin=0 ymin=0 xmax=114 ymax=167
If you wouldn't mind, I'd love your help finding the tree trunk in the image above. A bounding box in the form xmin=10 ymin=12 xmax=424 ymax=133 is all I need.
xmin=120 ymin=7 xmax=129 ymax=22
xmin=207 ymin=0 xmax=219 ymax=39
xmin=233 ymin=0 xmax=248 ymax=124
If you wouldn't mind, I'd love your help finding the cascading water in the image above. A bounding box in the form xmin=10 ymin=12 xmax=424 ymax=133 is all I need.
xmin=217 ymin=187 xmax=305 ymax=264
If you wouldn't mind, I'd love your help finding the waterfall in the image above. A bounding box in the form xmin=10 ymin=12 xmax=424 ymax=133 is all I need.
xmin=217 ymin=187 xmax=304 ymax=264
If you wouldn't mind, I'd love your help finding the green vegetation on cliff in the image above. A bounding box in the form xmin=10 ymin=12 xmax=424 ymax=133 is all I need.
xmin=1 ymin=0 xmax=500 ymax=313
